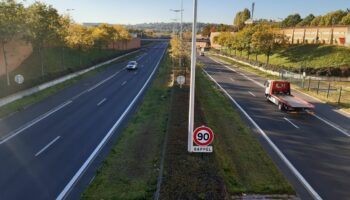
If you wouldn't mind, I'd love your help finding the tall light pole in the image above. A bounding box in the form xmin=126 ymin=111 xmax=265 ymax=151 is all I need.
xmin=188 ymin=0 xmax=197 ymax=152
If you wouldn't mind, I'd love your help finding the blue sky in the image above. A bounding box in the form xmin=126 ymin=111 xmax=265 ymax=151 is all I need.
xmin=24 ymin=0 xmax=350 ymax=24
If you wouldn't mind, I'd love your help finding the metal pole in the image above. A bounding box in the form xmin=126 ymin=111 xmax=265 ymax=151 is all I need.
xmin=179 ymin=0 xmax=183 ymax=70
xmin=188 ymin=0 xmax=197 ymax=153
xmin=338 ymin=87 xmax=342 ymax=104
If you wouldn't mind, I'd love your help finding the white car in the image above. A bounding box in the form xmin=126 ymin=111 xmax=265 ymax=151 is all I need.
xmin=126 ymin=61 xmax=138 ymax=70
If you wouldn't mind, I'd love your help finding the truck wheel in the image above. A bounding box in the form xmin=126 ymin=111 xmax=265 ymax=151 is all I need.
xmin=278 ymin=103 xmax=285 ymax=111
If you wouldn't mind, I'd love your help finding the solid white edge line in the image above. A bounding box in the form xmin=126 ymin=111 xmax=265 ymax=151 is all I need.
xmin=248 ymin=91 xmax=256 ymax=97
xmin=203 ymin=69 xmax=322 ymax=200
xmin=283 ymin=117 xmax=300 ymax=129
xmin=97 ymin=98 xmax=107 ymax=107
xmin=210 ymin=56 xmax=350 ymax=138
xmin=0 ymin=101 xmax=72 ymax=144
xmin=56 ymin=44 xmax=168 ymax=200
xmin=311 ymin=113 xmax=350 ymax=137
xmin=35 ymin=136 xmax=61 ymax=157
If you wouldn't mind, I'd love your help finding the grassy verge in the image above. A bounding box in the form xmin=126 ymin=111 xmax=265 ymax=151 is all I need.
xmin=0 ymin=51 xmax=142 ymax=119
xmin=196 ymin=70 xmax=295 ymax=195
xmin=211 ymin=54 xmax=350 ymax=113
xmin=0 ymin=47 xmax=137 ymax=97
xmin=221 ymin=44 xmax=350 ymax=69
xmin=82 ymin=53 xmax=172 ymax=199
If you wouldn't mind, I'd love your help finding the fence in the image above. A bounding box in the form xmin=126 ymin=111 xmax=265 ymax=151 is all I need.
xmin=280 ymin=70 xmax=350 ymax=105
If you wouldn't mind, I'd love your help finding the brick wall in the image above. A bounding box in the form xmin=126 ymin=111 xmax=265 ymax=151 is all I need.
xmin=0 ymin=40 xmax=33 ymax=76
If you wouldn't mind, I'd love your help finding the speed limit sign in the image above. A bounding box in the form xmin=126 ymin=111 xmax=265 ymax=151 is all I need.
xmin=192 ymin=126 xmax=214 ymax=153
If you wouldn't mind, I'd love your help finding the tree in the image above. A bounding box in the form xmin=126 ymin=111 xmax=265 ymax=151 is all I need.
xmin=0 ymin=0 xmax=25 ymax=86
xmin=57 ymin=15 xmax=72 ymax=69
xmin=310 ymin=16 xmax=325 ymax=26
xmin=113 ymin=25 xmax=131 ymax=50
xmin=323 ymin=10 xmax=346 ymax=26
xmin=25 ymin=2 xmax=62 ymax=76
xmin=65 ymin=24 xmax=94 ymax=67
xmin=92 ymin=24 xmax=115 ymax=49
xmin=240 ymin=25 xmax=256 ymax=59
xmin=341 ymin=13 xmax=350 ymax=25
xmin=251 ymin=24 xmax=285 ymax=66
xmin=297 ymin=14 xmax=315 ymax=27
xmin=234 ymin=8 xmax=251 ymax=30
xmin=281 ymin=14 xmax=302 ymax=27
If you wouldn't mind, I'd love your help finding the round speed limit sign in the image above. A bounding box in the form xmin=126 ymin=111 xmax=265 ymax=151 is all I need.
xmin=193 ymin=126 xmax=214 ymax=146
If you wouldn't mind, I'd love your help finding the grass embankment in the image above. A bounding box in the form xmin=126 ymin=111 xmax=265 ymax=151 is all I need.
xmin=222 ymin=44 xmax=350 ymax=69
xmin=160 ymin=65 xmax=294 ymax=199
xmin=0 ymin=47 xmax=136 ymax=97
xmin=82 ymin=54 xmax=172 ymax=199
xmin=211 ymin=54 xmax=350 ymax=113
xmin=0 ymin=51 xmax=142 ymax=119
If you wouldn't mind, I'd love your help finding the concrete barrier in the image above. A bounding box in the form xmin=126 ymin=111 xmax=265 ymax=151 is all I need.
xmin=0 ymin=49 xmax=140 ymax=108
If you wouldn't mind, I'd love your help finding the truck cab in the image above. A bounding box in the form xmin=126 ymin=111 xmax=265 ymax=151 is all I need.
xmin=264 ymin=80 xmax=314 ymax=112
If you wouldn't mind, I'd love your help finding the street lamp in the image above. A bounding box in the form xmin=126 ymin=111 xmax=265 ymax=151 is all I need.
xmin=188 ymin=0 xmax=197 ymax=152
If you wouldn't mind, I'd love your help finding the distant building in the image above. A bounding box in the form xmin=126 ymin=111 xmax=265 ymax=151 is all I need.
xmin=280 ymin=26 xmax=350 ymax=46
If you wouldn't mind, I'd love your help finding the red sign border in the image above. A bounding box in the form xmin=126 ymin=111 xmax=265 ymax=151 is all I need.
xmin=193 ymin=126 xmax=214 ymax=146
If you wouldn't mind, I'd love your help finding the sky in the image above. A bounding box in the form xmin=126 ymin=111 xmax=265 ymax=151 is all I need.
xmin=23 ymin=0 xmax=350 ymax=25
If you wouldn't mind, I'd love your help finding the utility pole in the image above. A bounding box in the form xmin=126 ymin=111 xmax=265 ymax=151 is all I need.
xmin=179 ymin=0 xmax=183 ymax=70
xmin=188 ymin=0 xmax=197 ymax=153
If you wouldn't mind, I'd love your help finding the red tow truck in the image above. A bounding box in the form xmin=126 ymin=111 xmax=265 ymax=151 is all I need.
xmin=264 ymin=80 xmax=314 ymax=112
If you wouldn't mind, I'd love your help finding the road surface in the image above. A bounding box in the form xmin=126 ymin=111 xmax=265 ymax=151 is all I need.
xmin=0 ymin=42 xmax=168 ymax=200
xmin=201 ymin=55 xmax=350 ymax=200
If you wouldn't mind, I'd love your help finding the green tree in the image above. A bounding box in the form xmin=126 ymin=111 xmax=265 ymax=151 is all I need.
xmin=57 ymin=15 xmax=72 ymax=69
xmin=25 ymin=2 xmax=62 ymax=76
xmin=92 ymin=24 xmax=115 ymax=49
xmin=234 ymin=8 xmax=251 ymax=30
xmin=251 ymin=24 xmax=286 ymax=66
xmin=65 ymin=24 xmax=94 ymax=66
xmin=310 ymin=16 xmax=325 ymax=26
xmin=323 ymin=10 xmax=346 ymax=26
xmin=0 ymin=0 xmax=25 ymax=86
xmin=341 ymin=13 xmax=350 ymax=25
xmin=240 ymin=25 xmax=256 ymax=59
xmin=297 ymin=14 xmax=315 ymax=27
xmin=281 ymin=14 xmax=302 ymax=27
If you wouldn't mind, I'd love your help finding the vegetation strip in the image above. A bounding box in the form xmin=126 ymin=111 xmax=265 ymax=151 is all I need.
xmin=82 ymin=54 xmax=172 ymax=200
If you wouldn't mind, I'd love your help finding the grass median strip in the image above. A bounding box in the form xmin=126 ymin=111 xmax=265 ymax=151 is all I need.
xmin=0 ymin=51 xmax=142 ymax=119
xmin=81 ymin=54 xmax=172 ymax=199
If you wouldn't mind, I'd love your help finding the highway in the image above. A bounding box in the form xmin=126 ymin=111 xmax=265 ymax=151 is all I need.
xmin=200 ymin=55 xmax=350 ymax=200
xmin=0 ymin=42 xmax=168 ymax=200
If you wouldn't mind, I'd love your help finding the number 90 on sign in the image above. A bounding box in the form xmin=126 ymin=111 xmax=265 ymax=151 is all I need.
xmin=193 ymin=126 xmax=214 ymax=146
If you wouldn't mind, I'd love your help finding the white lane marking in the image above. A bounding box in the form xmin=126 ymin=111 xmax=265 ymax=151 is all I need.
xmin=56 ymin=45 xmax=168 ymax=200
xmin=211 ymin=58 xmax=264 ymax=87
xmin=87 ymin=67 xmax=126 ymax=92
xmin=248 ymin=91 xmax=256 ymax=97
xmin=284 ymin=117 xmax=300 ymax=129
xmin=311 ymin=113 xmax=350 ymax=137
xmin=137 ymin=53 xmax=147 ymax=61
xmin=35 ymin=136 xmax=60 ymax=157
xmin=97 ymin=98 xmax=107 ymax=107
xmin=203 ymin=69 xmax=322 ymax=200
xmin=210 ymin=57 xmax=350 ymax=138
xmin=89 ymin=175 xmax=96 ymax=185
xmin=0 ymin=101 xmax=72 ymax=144
xmin=121 ymin=81 xmax=127 ymax=86
xmin=230 ymin=78 xmax=235 ymax=82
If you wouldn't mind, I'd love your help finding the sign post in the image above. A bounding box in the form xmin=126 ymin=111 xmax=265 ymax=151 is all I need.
xmin=192 ymin=126 xmax=214 ymax=153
